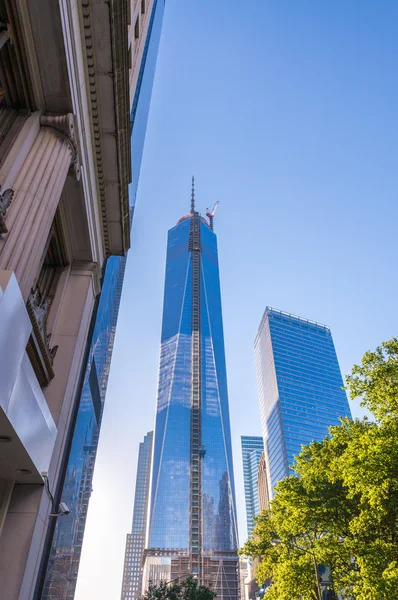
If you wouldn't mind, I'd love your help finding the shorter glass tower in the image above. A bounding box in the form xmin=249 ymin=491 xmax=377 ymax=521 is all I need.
xmin=241 ymin=436 xmax=264 ymax=539
xmin=121 ymin=432 xmax=153 ymax=600
xmin=254 ymin=307 xmax=351 ymax=498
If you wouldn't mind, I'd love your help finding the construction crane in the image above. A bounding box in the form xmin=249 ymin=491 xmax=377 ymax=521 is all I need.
xmin=206 ymin=201 xmax=219 ymax=231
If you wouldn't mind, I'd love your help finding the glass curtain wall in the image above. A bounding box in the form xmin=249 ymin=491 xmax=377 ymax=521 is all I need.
xmin=145 ymin=210 xmax=239 ymax=600
xmin=148 ymin=217 xmax=238 ymax=552
xmin=254 ymin=307 xmax=351 ymax=497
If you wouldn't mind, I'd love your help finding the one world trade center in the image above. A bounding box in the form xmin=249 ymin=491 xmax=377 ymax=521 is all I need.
xmin=143 ymin=180 xmax=239 ymax=600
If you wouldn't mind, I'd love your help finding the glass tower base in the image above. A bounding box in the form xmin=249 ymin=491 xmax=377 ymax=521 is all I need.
xmin=143 ymin=550 xmax=239 ymax=600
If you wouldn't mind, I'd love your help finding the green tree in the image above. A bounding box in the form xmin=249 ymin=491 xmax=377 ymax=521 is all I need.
xmin=141 ymin=577 xmax=216 ymax=600
xmin=241 ymin=339 xmax=398 ymax=600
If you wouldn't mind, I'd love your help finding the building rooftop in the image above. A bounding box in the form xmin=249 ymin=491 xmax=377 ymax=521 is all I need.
xmin=254 ymin=306 xmax=331 ymax=346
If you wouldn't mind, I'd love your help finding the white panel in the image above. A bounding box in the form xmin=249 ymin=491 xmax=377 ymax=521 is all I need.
xmin=0 ymin=272 xmax=31 ymax=413
xmin=0 ymin=270 xmax=57 ymax=481
xmin=7 ymin=355 xmax=57 ymax=476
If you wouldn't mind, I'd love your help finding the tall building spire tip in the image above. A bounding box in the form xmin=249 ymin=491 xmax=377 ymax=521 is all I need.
xmin=190 ymin=175 xmax=195 ymax=213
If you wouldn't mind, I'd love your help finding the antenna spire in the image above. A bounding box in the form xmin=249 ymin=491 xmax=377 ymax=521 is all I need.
xmin=190 ymin=175 xmax=195 ymax=213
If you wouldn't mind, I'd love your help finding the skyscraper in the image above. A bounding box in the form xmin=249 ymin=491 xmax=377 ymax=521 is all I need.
xmin=143 ymin=184 xmax=239 ymax=600
xmin=121 ymin=432 xmax=154 ymax=600
xmin=241 ymin=436 xmax=264 ymax=539
xmin=254 ymin=307 xmax=351 ymax=499
xmin=36 ymin=2 xmax=165 ymax=597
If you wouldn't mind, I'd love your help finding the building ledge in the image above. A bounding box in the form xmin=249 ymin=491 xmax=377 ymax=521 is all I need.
xmin=87 ymin=0 xmax=131 ymax=257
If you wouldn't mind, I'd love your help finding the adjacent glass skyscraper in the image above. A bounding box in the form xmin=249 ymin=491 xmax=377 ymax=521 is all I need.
xmin=241 ymin=436 xmax=264 ymax=539
xmin=121 ymin=432 xmax=153 ymax=600
xmin=143 ymin=188 xmax=239 ymax=600
xmin=40 ymin=247 xmax=129 ymax=599
xmin=254 ymin=307 xmax=351 ymax=498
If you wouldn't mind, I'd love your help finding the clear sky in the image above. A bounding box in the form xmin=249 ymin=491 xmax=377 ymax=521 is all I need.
xmin=75 ymin=2 xmax=398 ymax=598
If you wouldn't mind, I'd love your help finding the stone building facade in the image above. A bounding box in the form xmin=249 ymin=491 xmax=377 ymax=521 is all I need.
xmin=0 ymin=0 xmax=155 ymax=598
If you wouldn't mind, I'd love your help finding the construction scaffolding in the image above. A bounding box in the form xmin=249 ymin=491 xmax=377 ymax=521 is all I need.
xmin=189 ymin=207 xmax=203 ymax=580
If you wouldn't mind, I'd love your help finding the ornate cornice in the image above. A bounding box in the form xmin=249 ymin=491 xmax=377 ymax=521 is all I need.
xmin=81 ymin=0 xmax=111 ymax=257
xmin=79 ymin=0 xmax=131 ymax=257
xmin=109 ymin=0 xmax=131 ymax=255
xmin=40 ymin=113 xmax=81 ymax=181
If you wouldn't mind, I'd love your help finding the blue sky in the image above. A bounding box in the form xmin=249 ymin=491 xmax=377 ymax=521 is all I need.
xmin=76 ymin=2 xmax=398 ymax=598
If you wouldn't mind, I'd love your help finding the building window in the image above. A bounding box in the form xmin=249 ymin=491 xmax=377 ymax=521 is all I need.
xmin=141 ymin=0 xmax=145 ymax=14
xmin=134 ymin=16 xmax=139 ymax=39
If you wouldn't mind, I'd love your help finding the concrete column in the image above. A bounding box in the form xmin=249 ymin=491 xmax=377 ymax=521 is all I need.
xmin=0 ymin=114 xmax=80 ymax=300
xmin=0 ymin=263 xmax=96 ymax=600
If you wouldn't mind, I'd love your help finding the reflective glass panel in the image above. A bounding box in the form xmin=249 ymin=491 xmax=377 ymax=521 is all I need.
xmin=148 ymin=217 xmax=238 ymax=553
xmin=255 ymin=308 xmax=351 ymax=495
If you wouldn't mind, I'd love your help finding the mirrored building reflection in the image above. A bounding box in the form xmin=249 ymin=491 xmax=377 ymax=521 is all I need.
xmin=254 ymin=307 xmax=351 ymax=499
xmin=241 ymin=436 xmax=264 ymax=539
xmin=143 ymin=188 xmax=239 ymax=600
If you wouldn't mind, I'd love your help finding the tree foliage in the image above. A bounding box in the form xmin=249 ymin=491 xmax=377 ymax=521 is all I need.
xmin=241 ymin=339 xmax=398 ymax=600
xmin=141 ymin=577 xmax=216 ymax=600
